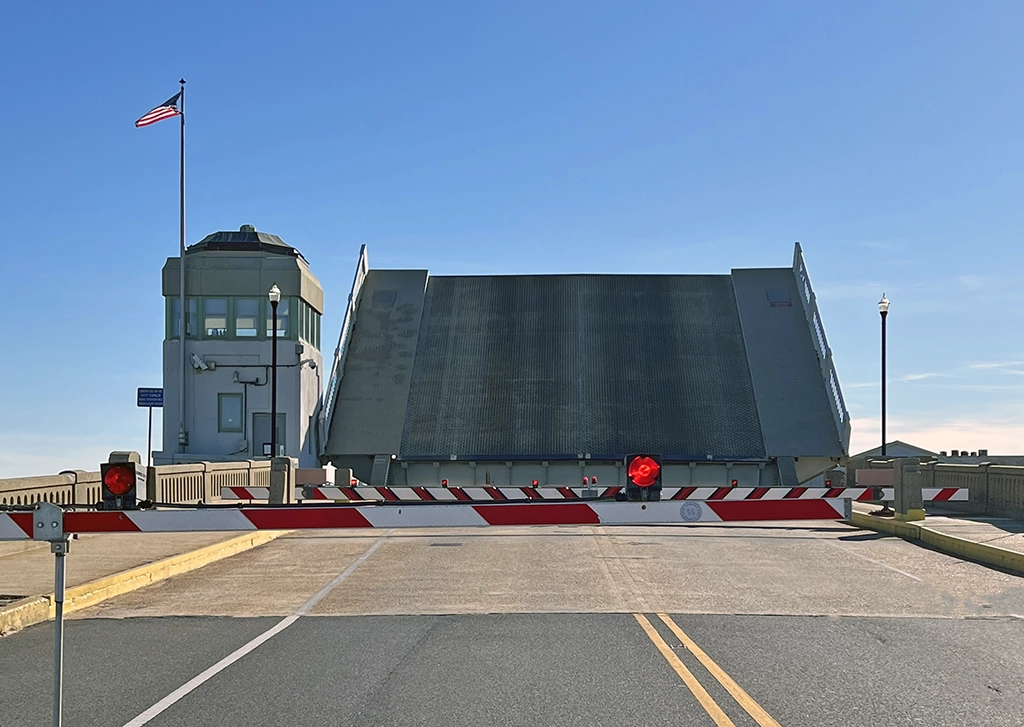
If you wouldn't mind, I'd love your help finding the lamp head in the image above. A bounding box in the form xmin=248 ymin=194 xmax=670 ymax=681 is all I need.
xmin=878 ymin=294 xmax=890 ymax=316
xmin=268 ymin=284 xmax=281 ymax=304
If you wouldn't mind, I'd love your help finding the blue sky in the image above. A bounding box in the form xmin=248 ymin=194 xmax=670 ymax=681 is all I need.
xmin=2 ymin=1 xmax=1023 ymax=476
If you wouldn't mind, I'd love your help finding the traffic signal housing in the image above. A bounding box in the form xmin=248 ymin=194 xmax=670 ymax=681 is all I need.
xmin=625 ymin=454 xmax=662 ymax=501
xmin=100 ymin=451 xmax=146 ymax=510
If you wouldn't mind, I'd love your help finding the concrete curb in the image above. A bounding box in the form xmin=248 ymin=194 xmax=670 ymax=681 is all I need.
xmin=0 ymin=597 xmax=51 ymax=636
xmin=0 ymin=530 xmax=288 ymax=636
xmin=848 ymin=511 xmax=1024 ymax=576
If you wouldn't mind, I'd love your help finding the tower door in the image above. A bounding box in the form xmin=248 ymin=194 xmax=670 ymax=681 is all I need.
xmin=252 ymin=413 xmax=286 ymax=456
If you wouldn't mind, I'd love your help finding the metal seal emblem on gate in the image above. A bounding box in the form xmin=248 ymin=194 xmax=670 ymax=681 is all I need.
xmin=680 ymin=502 xmax=702 ymax=522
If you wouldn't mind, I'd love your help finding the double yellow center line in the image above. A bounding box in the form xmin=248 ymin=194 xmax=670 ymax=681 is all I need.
xmin=634 ymin=613 xmax=782 ymax=727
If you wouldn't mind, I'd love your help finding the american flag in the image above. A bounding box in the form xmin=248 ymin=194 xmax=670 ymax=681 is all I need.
xmin=135 ymin=92 xmax=182 ymax=127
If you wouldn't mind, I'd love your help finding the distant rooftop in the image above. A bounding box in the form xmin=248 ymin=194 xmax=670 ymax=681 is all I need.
xmin=187 ymin=224 xmax=306 ymax=261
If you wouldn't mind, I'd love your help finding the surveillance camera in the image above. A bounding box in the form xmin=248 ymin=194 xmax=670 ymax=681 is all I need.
xmin=190 ymin=353 xmax=209 ymax=371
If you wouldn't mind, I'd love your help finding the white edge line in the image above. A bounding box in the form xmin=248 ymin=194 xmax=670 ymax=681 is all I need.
xmin=121 ymin=616 xmax=299 ymax=727
xmin=295 ymin=530 xmax=392 ymax=615
xmin=122 ymin=530 xmax=393 ymax=727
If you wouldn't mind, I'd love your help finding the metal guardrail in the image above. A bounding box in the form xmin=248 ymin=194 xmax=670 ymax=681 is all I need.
xmin=793 ymin=242 xmax=851 ymax=453
xmin=0 ymin=471 xmax=102 ymax=507
xmin=319 ymin=243 xmax=369 ymax=450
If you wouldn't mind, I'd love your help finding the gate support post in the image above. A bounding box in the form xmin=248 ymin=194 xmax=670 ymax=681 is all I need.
xmin=894 ymin=458 xmax=925 ymax=522
xmin=34 ymin=502 xmax=70 ymax=727
xmin=51 ymin=538 xmax=69 ymax=727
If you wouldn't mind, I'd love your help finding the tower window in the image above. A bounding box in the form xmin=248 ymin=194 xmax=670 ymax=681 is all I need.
xmin=235 ymin=298 xmax=259 ymax=337
xmin=169 ymin=297 xmax=197 ymax=338
xmin=204 ymin=298 xmax=228 ymax=337
xmin=267 ymin=298 xmax=290 ymax=337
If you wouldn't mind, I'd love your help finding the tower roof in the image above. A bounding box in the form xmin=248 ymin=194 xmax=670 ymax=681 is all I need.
xmin=187 ymin=224 xmax=306 ymax=261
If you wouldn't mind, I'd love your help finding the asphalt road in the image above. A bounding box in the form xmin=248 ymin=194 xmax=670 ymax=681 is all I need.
xmin=3 ymin=522 xmax=1024 ymax=726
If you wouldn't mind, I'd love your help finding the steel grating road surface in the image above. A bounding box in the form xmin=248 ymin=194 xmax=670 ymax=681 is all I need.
xmin=401 ymin=274 xmax=766 ymax=459
xmin=322 ymin=250 xmax=848 ymax=482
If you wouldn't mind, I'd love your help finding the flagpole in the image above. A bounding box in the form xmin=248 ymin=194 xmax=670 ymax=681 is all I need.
xmin=178 ymin=78 xmax=187 ymax=454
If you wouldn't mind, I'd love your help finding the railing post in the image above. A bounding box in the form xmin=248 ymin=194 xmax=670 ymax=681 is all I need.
xmin=269 ymin=457 xmax=296 ymax=504
xmin=894 ymin=458 xmax=925 ymax=522
xmin=922 ymin=460 xmax=935 ymax=490
xmin=979 ymin=462 xmax=990 ymax=515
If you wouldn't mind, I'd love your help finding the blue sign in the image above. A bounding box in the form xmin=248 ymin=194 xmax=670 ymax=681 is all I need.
xmin=137 ymin=387 xmax=164 ymax=408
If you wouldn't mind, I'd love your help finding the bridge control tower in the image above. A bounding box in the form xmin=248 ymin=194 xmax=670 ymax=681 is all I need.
xmin=155 ymin=225 xmax=324 ymax=467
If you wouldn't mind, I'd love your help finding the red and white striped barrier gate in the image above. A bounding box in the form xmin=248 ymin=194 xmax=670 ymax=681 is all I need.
xmin=0 ymin=498 xmax=852 ymax=539
xmin=219 ymin=485 xmax=970 ymax=503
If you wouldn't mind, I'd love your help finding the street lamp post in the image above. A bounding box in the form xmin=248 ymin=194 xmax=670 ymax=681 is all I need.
xmin=879 ymin=294 xmax=890 ymax=457
xmin=269 ymin=284 xmax=281 ymax=458
xmin=874 ymin=293 xmax=893 ymax=516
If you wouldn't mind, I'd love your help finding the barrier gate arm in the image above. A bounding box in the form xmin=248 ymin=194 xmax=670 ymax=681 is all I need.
xmin=0 ymin=498 xmax=852 ymax=539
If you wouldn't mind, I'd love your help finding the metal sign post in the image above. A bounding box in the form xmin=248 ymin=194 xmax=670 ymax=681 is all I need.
xmin=34 ymin=502 xmax=70 ymax=727
xmin=137 ymin=388 xmax=164 ymax=468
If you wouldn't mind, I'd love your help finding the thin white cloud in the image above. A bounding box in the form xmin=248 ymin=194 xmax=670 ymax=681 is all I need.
xmin=968 ymin=360 xmax=1024 ymax=370
xmin=899 ymin=373 xmax=955 ymax=382
xmin=957 ymin=275 xmax=987 ymax=292
xmin=847 ymin=375 xmax=1023 ymax=392
xmin=885 ymin=382 xmax=1024 ymax=392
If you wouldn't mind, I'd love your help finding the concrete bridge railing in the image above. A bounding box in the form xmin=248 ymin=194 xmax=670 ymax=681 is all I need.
xmin=0 ymin=471 xmax=102 ymax=508
xmin=147 ymin=460 xmax=272 ymax=504
xmin=0 ymin=459 xmax=276 ymax=508
xmin=854 ymin=457 xmax=1024 ymax=520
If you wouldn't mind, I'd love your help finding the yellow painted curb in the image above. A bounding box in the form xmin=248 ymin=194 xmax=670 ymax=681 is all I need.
xmin=0 ymin=530 xmax=288 ymax=636
xmin=849 ymin=511 xmax=922 ymax=539
xmin=0 ymin=597 xmax=51 ymax=636
xmin=849 ymin=511 xmax=1024 ymax=576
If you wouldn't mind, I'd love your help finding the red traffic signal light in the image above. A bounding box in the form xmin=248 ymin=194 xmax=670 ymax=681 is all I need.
xmin=626 ymin=455 xmax=661 ymax=487
xmin=100 ymin=454 xmax=145 ymax=509
xmin=103 ymin=465 xmax=136 ymax=496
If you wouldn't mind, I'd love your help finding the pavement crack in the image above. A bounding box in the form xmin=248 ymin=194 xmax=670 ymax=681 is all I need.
xmin=590 ymin=526 xmax=653 ymax=612
xmin=346 ymin=617 xmax=449 ymax=724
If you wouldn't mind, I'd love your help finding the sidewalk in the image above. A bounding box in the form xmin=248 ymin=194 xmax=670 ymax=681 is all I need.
xmin=849 ymin=501 xmax=1024 ymax=575
xmin=0 ymin=529 xmax=286 ymax=635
